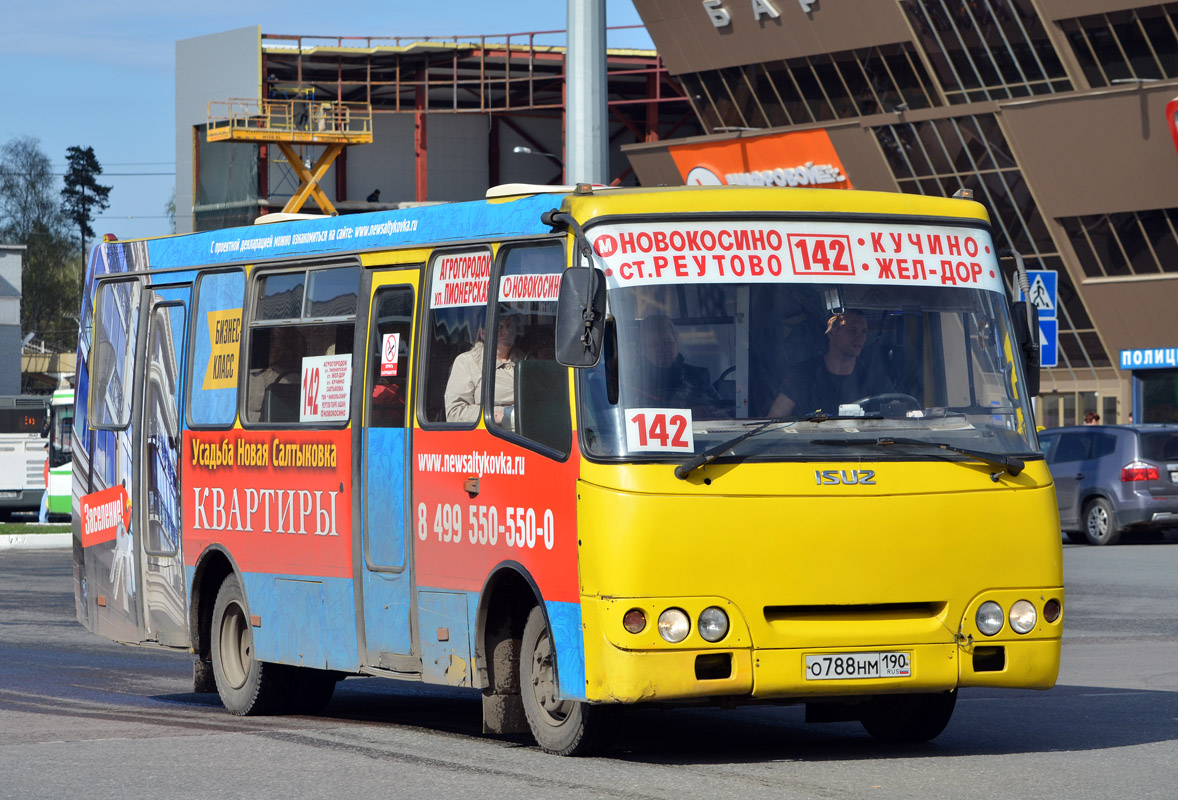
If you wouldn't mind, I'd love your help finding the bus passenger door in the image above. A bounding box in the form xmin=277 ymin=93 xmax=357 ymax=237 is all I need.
xmin=137 ymin=294 xmax=189 ymax=647
xmin=358 ymin=272 xmax=419 ymax=670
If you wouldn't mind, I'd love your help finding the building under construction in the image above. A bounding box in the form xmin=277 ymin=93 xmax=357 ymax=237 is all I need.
xmin=178 ymin=26 xmax=698 ymax=232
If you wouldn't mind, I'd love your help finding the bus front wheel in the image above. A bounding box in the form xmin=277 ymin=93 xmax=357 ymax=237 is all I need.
xmin=859 ymin=690 xmax=957 ymax=743
xmin=519 ymin=606 xmax=604 ymax=756
xmin=210 ymin=573 xmax=289 ymax=715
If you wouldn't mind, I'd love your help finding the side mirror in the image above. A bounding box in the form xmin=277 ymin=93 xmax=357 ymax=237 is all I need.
xmin=555 ymin=267 xmax=606 ymax=367
xmin=1012 ymin=300 xmax=1040 ymax=398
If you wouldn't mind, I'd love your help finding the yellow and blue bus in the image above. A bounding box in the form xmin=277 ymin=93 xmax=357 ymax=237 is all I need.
xmin=73 ymin=184 xmax=1062 ymax=754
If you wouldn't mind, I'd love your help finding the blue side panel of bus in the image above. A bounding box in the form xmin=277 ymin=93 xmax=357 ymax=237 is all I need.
xmin=360 ymin=427 xmax=412 ymax=656
xmin=242 ymin=573 xmax=359 ymax=671
xmin=407 ymin=590 xmax=586 ymax=700
xmin=142 ymin=194 xmax=560 ymax=269
xmin=546 ymin=600 xmax=586 ymax=701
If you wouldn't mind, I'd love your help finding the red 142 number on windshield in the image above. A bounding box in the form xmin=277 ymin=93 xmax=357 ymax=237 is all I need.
xmin=626 ymin=408 xmax=694 ymax=453
xmin=302 ymin=366 xmax=321 ymax=417
xmin=788 ymin=233 xmax=854 ymax=276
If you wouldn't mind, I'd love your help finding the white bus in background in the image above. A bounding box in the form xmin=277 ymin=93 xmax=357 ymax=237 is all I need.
xmin=0 ymin=395 xmax=49 ymax=519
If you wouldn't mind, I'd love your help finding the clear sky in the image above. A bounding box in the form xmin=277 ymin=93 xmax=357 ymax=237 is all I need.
xmin=0 ymin=1 xmax=654 ymax=241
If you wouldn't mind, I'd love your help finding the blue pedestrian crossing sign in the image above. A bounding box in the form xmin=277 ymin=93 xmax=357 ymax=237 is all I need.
xmin=1038 ymin=317 xmax=1058 ymax=368
xmin=1020 ymin=270 xmax=1057 ymax=319
xmin=1018 ymin=270 xmax=1058 ymax=368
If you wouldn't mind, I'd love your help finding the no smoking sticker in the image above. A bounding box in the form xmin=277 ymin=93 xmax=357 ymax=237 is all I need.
xmin=381 ymin=333 xmax=400 ymax=376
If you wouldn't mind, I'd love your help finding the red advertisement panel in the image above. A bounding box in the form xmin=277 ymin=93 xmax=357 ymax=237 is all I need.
xmin=412 ymin=428 xmax=580 ymax=603
xmin=80 ymin=484 xmax=131 ymax=548
xmin=182 ymin=428 xmax=352 ymax=578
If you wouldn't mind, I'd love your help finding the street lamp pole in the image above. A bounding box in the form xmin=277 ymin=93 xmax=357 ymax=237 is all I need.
xmin=566 ymin=0 xmax=608 ymax=185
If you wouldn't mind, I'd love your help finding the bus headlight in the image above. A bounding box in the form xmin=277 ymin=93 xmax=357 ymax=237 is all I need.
xmin=1009 ymin=600 xmax=1037 ymax=634
xmin=697 ymin=607 xmax=729 ymax=642
xmin=976 ymin=601 xmax=1004 ymax=635
xmin=657 ymin=609 xmax=690 ymax=643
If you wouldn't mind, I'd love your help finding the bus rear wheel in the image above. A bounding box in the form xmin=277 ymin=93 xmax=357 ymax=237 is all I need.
xmin=859 ymin=690 xmax=957 ymax=743
xmin=519 ymin=606 xmax=604 ymax=755
xmin=210 ymin=573 xmax=290 ymax=715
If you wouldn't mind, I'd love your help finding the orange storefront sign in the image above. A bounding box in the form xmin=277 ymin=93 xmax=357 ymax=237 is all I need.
xmin=669 ymin=129 xmax=852 ymax=190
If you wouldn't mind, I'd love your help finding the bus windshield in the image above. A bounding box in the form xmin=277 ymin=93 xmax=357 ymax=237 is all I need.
xmin=578 ymin=218 xmax=1036 ymax=462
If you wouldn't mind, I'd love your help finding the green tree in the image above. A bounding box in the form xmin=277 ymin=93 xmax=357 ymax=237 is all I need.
xmin=60 ymin=145 xmax=111 ymax=262
xmin=0 ymin=137 xmax=83 ymax=351
xmin=21 ymin=221 xmax=81 ymax=350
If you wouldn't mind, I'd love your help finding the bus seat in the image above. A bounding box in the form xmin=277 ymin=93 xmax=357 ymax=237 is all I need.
xmin=264 ymin=381 xmax=300 ymax=422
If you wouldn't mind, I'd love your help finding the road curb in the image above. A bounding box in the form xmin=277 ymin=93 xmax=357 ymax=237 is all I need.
xmin=0 ymin=533 xmax=72 ymax=550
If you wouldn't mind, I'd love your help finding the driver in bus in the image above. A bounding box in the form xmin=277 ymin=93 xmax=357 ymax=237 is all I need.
xmin=636 ymin=314 xmax=724 ymax=413
xmin=767 ymin=309 xmax=894 ymax=418
xmin=445 ymin=314 xmax=523 ymax=426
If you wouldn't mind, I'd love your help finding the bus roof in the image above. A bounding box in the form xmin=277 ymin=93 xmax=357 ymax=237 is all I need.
xmin=90 ymin=186 xmax=989 ymax=276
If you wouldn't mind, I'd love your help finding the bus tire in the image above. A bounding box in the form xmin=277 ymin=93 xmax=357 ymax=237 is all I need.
xmin=210 ymin=573 xmax=290 ymax=715
xmin=859 ymin=690 xmax=957 ymax=743
xmin=520 ymin=606 xmax=604 ymax=756
xmin=1083 ymin=497 xmax=1120 ymax=546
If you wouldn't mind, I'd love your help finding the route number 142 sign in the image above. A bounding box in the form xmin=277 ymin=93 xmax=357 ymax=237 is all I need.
xmin=301 ymin=355 xmax=352 ymax=423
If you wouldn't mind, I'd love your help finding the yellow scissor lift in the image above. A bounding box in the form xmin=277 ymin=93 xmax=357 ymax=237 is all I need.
xmin=207 ymin=97 xmax=373 ymax=215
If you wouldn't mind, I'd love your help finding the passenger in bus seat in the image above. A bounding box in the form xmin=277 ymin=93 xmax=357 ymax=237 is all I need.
xmin=248 ymin=330 xmax=303 ymax=421
xmin=444 ymin=314 xmax=523 ymax=425
xmin=636 ymin=314 xmax=724 ymax=413
xmin=767 ymin=309 xmax=894 ymax=418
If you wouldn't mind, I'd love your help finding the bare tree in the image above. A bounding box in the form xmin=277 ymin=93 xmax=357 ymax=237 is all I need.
xmin=0 ymin=136 xmax=82 ymax=350
xmin=0 ymin=136 xmax=62 ymax=241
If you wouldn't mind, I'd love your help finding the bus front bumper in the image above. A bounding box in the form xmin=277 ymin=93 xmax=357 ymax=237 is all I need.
xmin=581 ymin=599 xmax=1061 ymax=704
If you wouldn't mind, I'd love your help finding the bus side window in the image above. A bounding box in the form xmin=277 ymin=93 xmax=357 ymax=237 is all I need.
xmin=91 ymin=279 xmax=142 ymax=429
xmin=487 ymin=242 xmax=571 ymax=457
xmin=244 ymin=264 xmax=359 ymax=426
xmin=368 ymin=287 xmax=414 ymax=428
xmin=420 ymin=248 xmax=492 ymax=426
xmin=188 ymin=269 xmax=245 ymax=428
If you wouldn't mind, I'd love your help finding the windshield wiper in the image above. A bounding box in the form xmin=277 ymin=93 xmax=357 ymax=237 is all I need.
xmin=673 ymin=412 xmax=880 ymax=480
xmin=812 ymin=436 xmax=1024 ymax=477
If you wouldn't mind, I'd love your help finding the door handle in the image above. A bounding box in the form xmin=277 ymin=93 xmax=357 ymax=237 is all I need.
xmin=463 ymin=476 xmax=480 ymax=496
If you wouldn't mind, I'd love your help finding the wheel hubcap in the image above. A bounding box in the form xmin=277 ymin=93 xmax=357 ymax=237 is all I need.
xmin=1088 ymin=507 xmax=1109 ymax=539
xmin=219 ymin=601 xmax=251 ymax=689
xmin=529 ymin=630 xmax=572 ymax=725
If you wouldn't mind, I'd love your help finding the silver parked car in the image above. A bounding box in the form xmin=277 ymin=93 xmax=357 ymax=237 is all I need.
xmin=1039 ymin=424 xmax=1178 ymax=545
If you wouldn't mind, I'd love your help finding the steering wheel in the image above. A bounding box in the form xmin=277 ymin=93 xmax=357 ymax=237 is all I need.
xmin=853 ymin=393 xmax=921 ymax=415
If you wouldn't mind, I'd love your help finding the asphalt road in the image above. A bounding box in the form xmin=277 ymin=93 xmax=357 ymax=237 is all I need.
xmin=1 ymin=541 xmax=1175 ymax=800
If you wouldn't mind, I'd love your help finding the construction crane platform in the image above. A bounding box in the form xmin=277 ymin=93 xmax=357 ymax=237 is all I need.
xmin=207 ymin=98 xmax=373 ymax=214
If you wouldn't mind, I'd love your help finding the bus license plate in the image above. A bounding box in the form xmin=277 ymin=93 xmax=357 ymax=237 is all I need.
xmin=805 ymin=652 xmax=912 ymax=680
